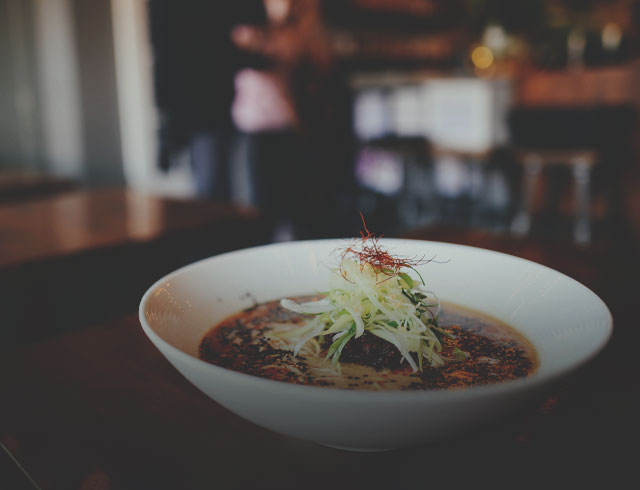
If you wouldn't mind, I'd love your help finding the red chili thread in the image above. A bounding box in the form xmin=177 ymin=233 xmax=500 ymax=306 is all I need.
xmin=340 ymin=213 xmax=427 ymax=280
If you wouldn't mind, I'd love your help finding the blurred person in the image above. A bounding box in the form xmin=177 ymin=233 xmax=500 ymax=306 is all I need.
xmin=148 ymin=0 xmax=266 ymax=199
xmin=231 ymin=0 xmax=357 ymax=239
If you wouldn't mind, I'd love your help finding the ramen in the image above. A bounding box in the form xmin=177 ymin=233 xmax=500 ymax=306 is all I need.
xmin=199 ymin=297 xmax=538 ymax=391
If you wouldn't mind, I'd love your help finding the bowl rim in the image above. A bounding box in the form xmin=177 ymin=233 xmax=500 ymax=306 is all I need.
xmin=139 ymin=238 xmax=613 ymax=402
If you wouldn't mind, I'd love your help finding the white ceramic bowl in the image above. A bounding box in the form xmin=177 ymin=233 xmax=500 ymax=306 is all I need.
xmin=139 ymin=239 xmax=612 ymax=451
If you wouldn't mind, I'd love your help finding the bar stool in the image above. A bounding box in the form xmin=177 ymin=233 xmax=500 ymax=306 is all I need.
xmin=511 ymin=149 xmax=597 ymax=244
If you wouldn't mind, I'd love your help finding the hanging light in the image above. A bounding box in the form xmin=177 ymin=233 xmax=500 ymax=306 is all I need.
xmin=471 ymin=45 xmax=494 ymax=70
xmin=602 ymin=22 xmax=622 ymax=52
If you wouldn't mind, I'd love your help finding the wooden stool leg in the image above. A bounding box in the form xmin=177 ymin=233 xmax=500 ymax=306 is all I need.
xmin=573 ymin=157 xmax=591 ymax=245
xmin=511 ymin=154 xmax=542 ymax=236
xmin=398 ymin=157 xmax=419 ymax=228
xmin=469 ymin=159 xmax=484 ymax=226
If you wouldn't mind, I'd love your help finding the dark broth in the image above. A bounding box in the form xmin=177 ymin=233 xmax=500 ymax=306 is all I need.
xmin=199 ymin=297 xmax=538 ymax=391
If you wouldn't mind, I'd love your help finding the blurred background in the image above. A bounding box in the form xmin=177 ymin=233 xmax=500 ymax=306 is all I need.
xmin=2 ymin=0 xmax=640 ymax=243
xmin=3 ymin=3 xmax=640 ymax=485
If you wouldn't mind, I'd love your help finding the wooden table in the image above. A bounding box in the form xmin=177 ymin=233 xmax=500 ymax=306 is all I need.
xmin=1 ymin=225 xmax=638 ymax=489
xmin=0 ymin=187 xmax=264 ymax=271
xmin=0 ymin=171 xmax=76 ymax=204
xmin=0 ymin=188 xmax=269 ymax=347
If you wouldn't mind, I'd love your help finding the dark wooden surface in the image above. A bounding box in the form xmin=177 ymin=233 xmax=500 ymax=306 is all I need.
xmin=0 ymin=187 xmax=262 ymax=270
xmin=0 ymin=188 xmax=270 ymax=347
xmin=0 ymin=171 xmax=77 ymax=205
xmin=1 ymin=223 xmax=638 ymax=489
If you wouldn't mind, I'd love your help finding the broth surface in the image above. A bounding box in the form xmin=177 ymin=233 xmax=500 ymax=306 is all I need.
xmin=199 ymin=297 xmax=538 ymax=391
